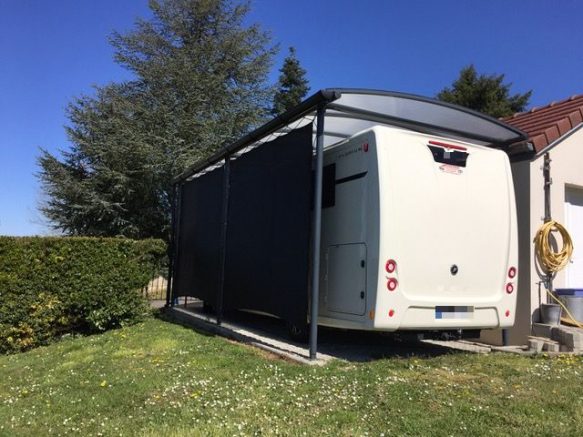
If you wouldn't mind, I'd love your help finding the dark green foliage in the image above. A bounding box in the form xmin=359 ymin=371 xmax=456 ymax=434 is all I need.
xmin=437 ymin=64 xmax=532 ymax=118
xmin=38 ymin=0 xmax=276 ymax=240
xmin=38 ymin=83 xmax=169 ymax=239
xmin=272 ymin=47 xmax=310 ymax=115
xmin=0 ymin=236 xmax=166 ymax=353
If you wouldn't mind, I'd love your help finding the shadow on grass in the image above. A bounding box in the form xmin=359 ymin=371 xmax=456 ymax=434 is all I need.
xmin=154 ymin=302 xmax=463 ymax=363
xmin=154 ymin=308 xmax=217 ymax=339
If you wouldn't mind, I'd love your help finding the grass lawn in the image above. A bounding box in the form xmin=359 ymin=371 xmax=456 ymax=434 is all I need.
xmin=1 ymin=317 xmax=582 ymax=436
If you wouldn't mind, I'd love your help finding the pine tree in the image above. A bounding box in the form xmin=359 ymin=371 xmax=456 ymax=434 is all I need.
xmin=272 ymin=47 xmax=309 ymax=115
xmin=38 ymin=0 xmax=276 ymax=240
xmin=437 ymin=65 xmax=532 ymax=118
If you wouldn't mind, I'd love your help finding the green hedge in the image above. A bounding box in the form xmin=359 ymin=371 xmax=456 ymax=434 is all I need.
xmin=0 ymin=237 xmax=166 ymax=353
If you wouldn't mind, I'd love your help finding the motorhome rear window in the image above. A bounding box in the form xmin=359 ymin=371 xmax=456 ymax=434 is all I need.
xmin=428 ymin=145 xmax=468 ymax=167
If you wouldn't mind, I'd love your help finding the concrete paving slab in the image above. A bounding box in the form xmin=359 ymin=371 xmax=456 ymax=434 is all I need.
xmin=161 ymin=301 xmax=483 ymax=364
xmin=165 ymin=305 xmax=329 ymax=365
xmin=421 ymin=339 xmax=491 ymax=354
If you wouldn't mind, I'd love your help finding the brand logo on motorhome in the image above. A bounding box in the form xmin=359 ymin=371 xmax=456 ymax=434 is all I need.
xmin=337 ymin=146 xmax=364 ymax=160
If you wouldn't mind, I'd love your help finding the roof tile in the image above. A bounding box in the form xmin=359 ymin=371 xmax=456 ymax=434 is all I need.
xmin=557 ymin=118 xmax=572 ymax=135
xmin=503 ymin=94 xmax=583 ymax=152
xmin=544 ymin=126 xmax=560 ymax=144
xmin=569 ymin=110 xmax=583 ymax=127
xmin=531 ymin=134 xmax=547 ymax=151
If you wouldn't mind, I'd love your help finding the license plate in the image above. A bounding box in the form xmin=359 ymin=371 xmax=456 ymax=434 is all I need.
xmin=435 ymin=306 xmax=474 ymax=319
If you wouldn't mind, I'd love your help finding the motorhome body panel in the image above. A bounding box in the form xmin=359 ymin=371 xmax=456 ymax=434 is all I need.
xmin=319 ymin=126 xmax=518 ymax=331
xmin=319 ymin=133 xmax=379 ymax=325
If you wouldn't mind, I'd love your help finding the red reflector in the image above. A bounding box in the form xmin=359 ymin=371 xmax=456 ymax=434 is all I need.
xmin=505 ymin=310 xmax=510 ymax=317
xmin=363 ymin=143 xmax=369 ymax=152
xmin=388 ymin=309 xmax=395 ymax=317
xmin=387 ymin=278 xmax=398 ymax=292
xmin=508 ymin=267 xmax=517 ymax=278
xmin=506 ymin=283 xmax=514 ymax=294
xmin=428 ymin=140 xmax=467 ymax=151
xmin=385 ymin=259 xmax=396 ymax=274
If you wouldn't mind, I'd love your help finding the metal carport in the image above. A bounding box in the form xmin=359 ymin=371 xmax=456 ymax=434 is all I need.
xmin=166 ymin=88 xmax=529 ymax=360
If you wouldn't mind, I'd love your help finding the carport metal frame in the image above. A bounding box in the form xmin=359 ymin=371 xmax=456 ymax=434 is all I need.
xmin=166 ymin=88 xmax=529 ymax=360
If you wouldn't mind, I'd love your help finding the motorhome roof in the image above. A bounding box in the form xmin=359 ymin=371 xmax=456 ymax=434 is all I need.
xmin=175 ymin=88 xmax=529 ymax=183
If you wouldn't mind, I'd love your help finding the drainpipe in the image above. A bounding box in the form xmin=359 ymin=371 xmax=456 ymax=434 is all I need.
xmin=543 ymin=153 xmax=553 ymax=299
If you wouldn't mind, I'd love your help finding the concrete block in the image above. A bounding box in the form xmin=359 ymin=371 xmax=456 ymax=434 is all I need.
xmin=543 ymin=341 xmax=560 ymax=352
xmin=532 ymin=323 xmax=553 ymax=339
xmin=530 ymin=324 xmax=583 ymax=353
xmin=551 ymin=326 xmax=563 ymax=343
xmin=529 ymin=336 xmax=560 ymax=352
xmin=528 ymin=338 xmax=544 ymax=353
xmin=558 ymin=329 xmax=583 ymax=349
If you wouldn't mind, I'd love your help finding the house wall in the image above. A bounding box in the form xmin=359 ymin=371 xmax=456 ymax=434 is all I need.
xmin=482 ymin=127 xmax=583 ymax=345
xmin=526 ymin=128 xmax=583 ymax=331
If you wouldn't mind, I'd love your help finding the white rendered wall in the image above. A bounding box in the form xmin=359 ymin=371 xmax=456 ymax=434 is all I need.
xmin=495 ymin=127 xmax=583 ymax=345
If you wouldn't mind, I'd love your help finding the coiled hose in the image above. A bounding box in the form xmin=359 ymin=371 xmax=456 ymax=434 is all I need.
xmin=534 ymin=220 xmax=581 ymax=327
xmin=534 ymin=220 xmax=573 ymax=273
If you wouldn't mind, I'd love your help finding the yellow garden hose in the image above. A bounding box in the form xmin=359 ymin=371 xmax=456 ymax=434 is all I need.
xmin=534 ymin=220 xmax=573 ymax=274
xmin=533 ymin=220 xmax=582 ymax=327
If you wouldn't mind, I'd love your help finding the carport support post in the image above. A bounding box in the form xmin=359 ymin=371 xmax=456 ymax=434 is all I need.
xmin=216 ymin=155 xmax=231 ymax=326
xmin=310 ymin=105 xmax=326 ymax=360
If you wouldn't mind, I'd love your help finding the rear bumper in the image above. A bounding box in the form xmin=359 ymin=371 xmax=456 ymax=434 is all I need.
xmin=374 ymin=305 xmax=515 ymax=331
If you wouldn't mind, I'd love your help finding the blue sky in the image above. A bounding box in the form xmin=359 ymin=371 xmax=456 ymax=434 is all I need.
xmin=1 ymin=0 xmax=582 ymax=236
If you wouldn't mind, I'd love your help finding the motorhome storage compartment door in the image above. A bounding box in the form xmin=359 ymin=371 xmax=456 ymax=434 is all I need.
xmin=326 ymin=243 xmax=367 ymax=315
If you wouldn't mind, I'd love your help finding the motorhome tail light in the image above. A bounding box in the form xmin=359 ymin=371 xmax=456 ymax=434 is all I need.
xmin=387 ymin=278 xmax=398 ymax=292
xmin=388 ymin=309 xmax=395 ymax=317
xmin=506 ymin=283 xmax=514 ymax=294
xmin=508 ymin=267 xmax=517 ymax=278
xmin=385 ymin=259 xmax=397 ymax=273
xmin=505 ymin=310 xmax=511 ymax=317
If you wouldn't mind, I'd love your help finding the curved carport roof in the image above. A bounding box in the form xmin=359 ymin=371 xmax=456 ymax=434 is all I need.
xmin=175 ymin=88 xmax=529 ymax=182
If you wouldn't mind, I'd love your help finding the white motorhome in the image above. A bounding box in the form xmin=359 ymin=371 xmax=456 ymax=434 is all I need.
xmin=318 ymin=125 xmax=518 ymax=333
